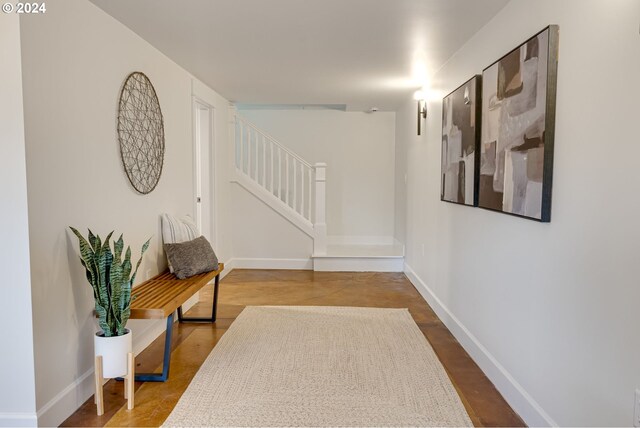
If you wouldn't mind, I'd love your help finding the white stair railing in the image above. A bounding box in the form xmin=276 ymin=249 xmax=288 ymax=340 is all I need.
xmin=230 ymin=111 xmax=326 ymax=250
xmin=235 ymin=115 xmax=314 ymax=221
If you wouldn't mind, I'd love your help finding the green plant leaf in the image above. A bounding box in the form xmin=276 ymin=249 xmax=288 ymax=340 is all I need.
xmin=114 ymin=234 xmax=124 ymax=262
xmin=95 ymin=302 xmax=110 ymax=337
xmin=70 ymin=227 xmax=100 ymax=304
xmin=130 ymin=238 xmax=150 ymax=286
xmin=88 ymin=229 xmax=97 ymax=252
xmin=71 ymin=228 xmax=150 ymax=337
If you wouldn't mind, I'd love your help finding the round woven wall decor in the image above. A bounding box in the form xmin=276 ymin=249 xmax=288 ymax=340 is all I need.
xmin=117 ymin=72 xmax=165 ymax=194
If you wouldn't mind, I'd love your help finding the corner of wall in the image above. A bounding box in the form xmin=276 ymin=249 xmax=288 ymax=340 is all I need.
xmin=0 ymin=11 xmax=37 ymax=426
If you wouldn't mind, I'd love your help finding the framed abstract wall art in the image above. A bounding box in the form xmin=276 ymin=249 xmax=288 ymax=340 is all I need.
xmin=441 ymin=75 xmax=481 ymax=206
xmin=478 ymin=25 xmax=559 ymax=222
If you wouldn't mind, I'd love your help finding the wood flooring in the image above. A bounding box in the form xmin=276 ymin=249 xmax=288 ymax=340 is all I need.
xmin=61 ymin=269 xmax=525 ymax=427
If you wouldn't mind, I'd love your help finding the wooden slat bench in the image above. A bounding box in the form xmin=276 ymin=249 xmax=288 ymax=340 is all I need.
xmin=128 ymin=263 xmax=224 ymax=382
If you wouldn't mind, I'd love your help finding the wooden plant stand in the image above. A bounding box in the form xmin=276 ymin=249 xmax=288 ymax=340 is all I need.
xmin=94 ymin=353 xmax=135 ymax=415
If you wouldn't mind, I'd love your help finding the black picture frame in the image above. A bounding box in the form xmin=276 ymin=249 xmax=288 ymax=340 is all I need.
xmin=440 ymin=75 xmax=482 ymax=206
xmin=478 ymin=25 xmax=559 ymax=222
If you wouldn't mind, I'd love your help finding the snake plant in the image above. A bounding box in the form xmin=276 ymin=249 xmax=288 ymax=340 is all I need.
xmin=70 ymin=227 xmax=150 ymax=337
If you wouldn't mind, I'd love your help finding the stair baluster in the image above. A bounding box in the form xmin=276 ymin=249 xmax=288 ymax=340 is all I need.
xmin=231 ymin=112 xmax=325 ymax=245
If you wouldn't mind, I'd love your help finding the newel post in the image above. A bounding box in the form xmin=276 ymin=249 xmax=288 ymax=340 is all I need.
xmin=313 ymin=162 xmax=327 ymax=255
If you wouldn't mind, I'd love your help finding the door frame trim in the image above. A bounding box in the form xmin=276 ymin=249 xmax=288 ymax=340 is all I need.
xmin=192 ymin=96 xmax=217 ymax=244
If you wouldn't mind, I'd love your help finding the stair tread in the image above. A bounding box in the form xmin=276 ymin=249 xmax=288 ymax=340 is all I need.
xmin=313 ymin=243 xmax=404 ymax=258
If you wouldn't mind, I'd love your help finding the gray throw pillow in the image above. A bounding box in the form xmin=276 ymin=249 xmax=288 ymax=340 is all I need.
xmin=164 ymin=236 xmax=219 ymax=279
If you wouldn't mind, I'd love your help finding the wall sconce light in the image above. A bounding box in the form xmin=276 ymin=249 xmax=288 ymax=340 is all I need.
xmin=414 ymin=90 xmax=427 ymax=135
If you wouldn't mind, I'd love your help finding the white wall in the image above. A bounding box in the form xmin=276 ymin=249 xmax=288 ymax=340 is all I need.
xmin=232 ymin=182 xmax=314 ymax=266
xmin=239 ymin=109 xmax=397 ymax=244
xmin=396 ymin=0 xmax=640 ymax=425
xmin=0 ymin=13 xmax=37 ymax=428
xmin=19 ymin=1 xmax=231 ymax=425
xmin=393 ymin=114 xmax=408 ymax=245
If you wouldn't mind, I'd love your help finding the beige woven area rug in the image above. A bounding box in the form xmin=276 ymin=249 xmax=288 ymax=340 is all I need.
xmin=162 ymin=306 xmax=472 ymax=427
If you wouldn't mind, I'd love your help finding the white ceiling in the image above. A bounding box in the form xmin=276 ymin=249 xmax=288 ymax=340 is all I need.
xmin=90 ymin=0 xmax=508 ymax=111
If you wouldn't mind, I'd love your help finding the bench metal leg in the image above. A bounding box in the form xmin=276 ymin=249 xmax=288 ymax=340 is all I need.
xmin=178 ymin=273 xmax=220 ymax=323
xmin=134 ymin=312 xmax=174 ymax=382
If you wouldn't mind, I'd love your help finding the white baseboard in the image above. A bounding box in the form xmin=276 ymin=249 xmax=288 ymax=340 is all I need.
xmin=0 ymin=412 xmax=37 ymax=427
xmin=327 ymin=235 xmax=398 ymax=246
xmin=226 ymin=256 xmax=405 ymax=273
xmin=403 ymin=263 xmax=556 ymax=427
xmin=314 ymin=257 xmax=404 ymax=272
xmin=36 ymin=359 xmax=97 ymax=427
xmin=221 ymin=259 xmax=236 ymax=276
xmin=229 ymin=257 xmax=312 ymax=270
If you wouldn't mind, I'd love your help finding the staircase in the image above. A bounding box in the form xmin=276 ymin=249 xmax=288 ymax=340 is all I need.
xmin=229 ymin=109 xmax=403 ymax=272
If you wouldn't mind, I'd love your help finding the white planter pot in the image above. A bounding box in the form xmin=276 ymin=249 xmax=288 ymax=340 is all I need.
xmin=94 ymin=329 xmax=132 ymax=378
